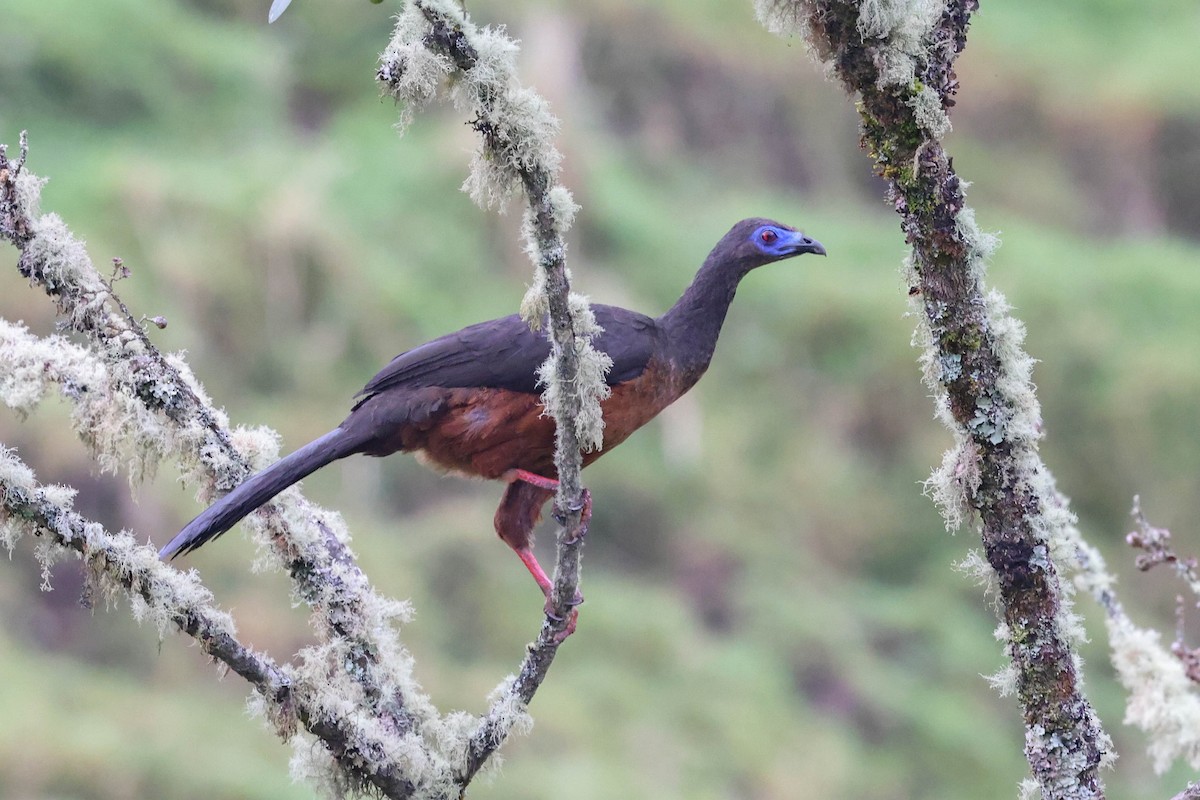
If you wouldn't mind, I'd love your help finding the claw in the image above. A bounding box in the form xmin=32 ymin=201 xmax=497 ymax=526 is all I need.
xmin=543 ymin=589 xmax=584 ymax=618
xmin=552 ymin=488 xmax=592 ymax=533
xmin=544 ymin=588 xmax=584 ymax=641
xmin=551 ymin=609 xmax=579 ymax=643
xmin=561 ymin=490 xmax=592 ymax=545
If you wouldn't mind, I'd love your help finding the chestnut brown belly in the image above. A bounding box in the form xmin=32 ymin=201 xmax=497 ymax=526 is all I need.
xmin=403 ymin=360 xmax=683 ymax=480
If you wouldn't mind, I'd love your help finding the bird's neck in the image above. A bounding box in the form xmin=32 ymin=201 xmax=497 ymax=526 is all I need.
xmin=658 ymin=256 xmax=745 ymax=384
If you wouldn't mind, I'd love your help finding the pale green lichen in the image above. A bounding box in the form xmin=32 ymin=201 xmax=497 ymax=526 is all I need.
xmin=909 ymin=84 xmax=951 ymax=139
xmin=24 ymin=212 xmax=98 ymax=317
xmin=32 ymin=539 xmax=64 ymax=591
xmin=380 ymin=4 xmax=566 ymax=213
xmin=229 ymin=425 xmax=282 ymax=472
xmin=0 ymin=319 xmax=171 ymax=484
xmin=536 ymin=312 xmax=613 ymax=454
xmin=460 ymin=87 xmax=563 ymax=211
xmin=547 ymin=185 xmax=579 ymax=230
xmin=8 ymin=154 xmax=455 ymax=798
xmin=896 ymin=67 xmax=1118 ymax=787
xmin=0 ymin=319 xmax=105 ymax=416
xmin=289 ymin=734 xmax=355 ymax=800
xmin=956 ymin=207 xmax=1001 ymax=283
xmin=1074 ymin=520 xmax=1200 ymax=775
xmin=984 ymin=664 xmax=1018 ymax=698
xmin=484 ymin=674 xmax=534 ymax=738
xmin=753 ymin=0 xmax=813 ymax=38
xmin=384 ymin=5 xmax=607 ymax=457
xmin=289 ymin=635 xmax=457 ymax=798
xmin=923 ymin=434 xmax=979 ymax=531
xmin=1107 ymin=616 xmax=1200 ymax=772
xmin=286 ymin=592 xmax=446 ymax=792
xmin=518 ymin=266 xmax=549 ymax=326
xmin=378 ymin=3 xmax=454 ymax=133
xmin=0 ymin=445 xmax=236 ymax=641
xmin=423 ymin=710 xmax=477 ymax=773
xmin=0 ymin=445 xmax=39 ymax=504
xmin=2 ymin=167 xmax=200 ymax=488
xmin=760 ymin=0 xmax=1130 ymax=791
xmin=12 ymin=168 xmax=48 ymax=220
xmin=375 ymin=0 xmax=597 ymax=785
xmin=985 ymin=296 xmax=1040 ymax=445
xmin=858 ymin=0 xmax=945 ymax=86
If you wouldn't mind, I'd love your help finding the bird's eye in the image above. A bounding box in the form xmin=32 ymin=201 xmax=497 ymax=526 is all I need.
xmin=760 ymin=229 xmax=778 ymax=244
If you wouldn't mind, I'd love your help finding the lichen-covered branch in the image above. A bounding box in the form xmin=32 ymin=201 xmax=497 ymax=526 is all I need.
xmin=1126 ymin=496 xmax=1200 ymax=598
xmin=378 ymin=1 xmax=609 ymax=786
xmin=1171 ymin=783 xmax=1200 ymax=800
xmin=0 ymin=448 xmax=428 ymax=800
xmin=1071 ymin=500 xmax=1200 ymax=774
xmin=758 ymin=1 xmax=1110 ymax=797
xmin=1 ymin=136 xmax=447 ymax=797
xmin=6 ymin=0 xmax=606 ymax=792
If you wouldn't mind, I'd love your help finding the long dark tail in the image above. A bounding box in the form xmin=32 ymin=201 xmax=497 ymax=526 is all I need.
xmin=160 ymin=427 xmax=363 ymax=559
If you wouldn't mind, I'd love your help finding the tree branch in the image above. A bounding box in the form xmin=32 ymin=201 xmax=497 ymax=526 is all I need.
xmin=1171 ymin=783 xmax=1200 ymax=800
xmin=1 ymin=134 xmax=447 ymax=796
xmin=758 ymin=1 xmax=1110 ymax=797
xmin=0 ymin=447 xmax=427 ymax=799
xmin=378 ymin=1 xmax=608 ymax=786
xmin=4 ymin=0 xmax=608 ymax=792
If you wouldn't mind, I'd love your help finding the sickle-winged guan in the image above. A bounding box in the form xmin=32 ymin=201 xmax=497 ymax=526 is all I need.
xmin=160 ymin=218 xmax=825 ymax=600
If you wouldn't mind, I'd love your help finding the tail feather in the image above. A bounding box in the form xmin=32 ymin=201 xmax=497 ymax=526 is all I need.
xmin=160 ymin=427 xmax=360 ymax=559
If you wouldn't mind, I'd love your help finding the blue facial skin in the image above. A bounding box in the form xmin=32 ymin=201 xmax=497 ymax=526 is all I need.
xmin=751 ymin=225 xmax=826 ymax=258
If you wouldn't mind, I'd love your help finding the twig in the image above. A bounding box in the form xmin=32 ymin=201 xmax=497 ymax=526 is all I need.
xmin=1125 ymin=497 xmax=1200 ymax=684
xmin=1128 ymin=495 xmax=1200 ymax=594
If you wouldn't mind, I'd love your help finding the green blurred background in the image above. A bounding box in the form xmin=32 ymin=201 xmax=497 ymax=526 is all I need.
xmin=3 ymin=0 xmax=1200 ymax=797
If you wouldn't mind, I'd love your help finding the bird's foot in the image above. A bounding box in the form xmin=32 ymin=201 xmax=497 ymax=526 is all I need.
xmin=544 ymin=588 xmax=584 ymax=642
xmin=553 ymin=610 xmax=578 ymax=643
xmin=553 ymin=489 xmax=592 ymax=543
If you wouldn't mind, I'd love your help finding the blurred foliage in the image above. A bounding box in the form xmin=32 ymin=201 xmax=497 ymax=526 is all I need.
xmin=2 ymin=0 xmax=1200 ymax=798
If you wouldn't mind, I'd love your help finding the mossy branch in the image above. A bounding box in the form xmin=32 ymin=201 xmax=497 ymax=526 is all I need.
xmin=758 ymin=1 xmax=1115 ymax=797
xmin=0 ymin=136 xmax=480 ymax=798
xmin=5 ymin=0 xmax=604 ymax=792
xmin=378 ymin=0 xmax=607 ymax=785
xmin=0 ymin=449 xmax=426 ymax=799
xmin=1087 ymin=499 xmax=1200 ymax=773
xmin=1170 ymin=783 xmax=1200 ymax=800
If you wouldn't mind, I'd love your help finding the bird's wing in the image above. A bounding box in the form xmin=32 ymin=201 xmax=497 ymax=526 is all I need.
xmin=356 ymin=306 xmax=661 ymax=401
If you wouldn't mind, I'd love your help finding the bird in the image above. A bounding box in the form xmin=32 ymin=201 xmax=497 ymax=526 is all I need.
xmin=160 ymin=218 xmax=825 ymax=613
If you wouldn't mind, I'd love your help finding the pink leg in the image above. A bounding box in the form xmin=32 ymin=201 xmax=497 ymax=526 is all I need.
xmin=495 ymin=479 xmax=556 ymax=596
xmin=503 ymin=468 xmax=560 ymax=491
xmin=495 ymin=474 xmax=587 ymax=639
xmin=516 ymin=540 xmax=581 ymax=641
xmin=514 ymin=545 xmax=554 ymax=596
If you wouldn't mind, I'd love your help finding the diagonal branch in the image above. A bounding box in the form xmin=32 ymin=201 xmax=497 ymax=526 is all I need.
xmin=379 ymin=1 xmax=608 ymax=786
xmin=6 ymin=0 xmax=608 ymax=789
xmin=1171 ymin=783 xmax=1200 ymax=800
xmin=1 ymin=136 xmax=429 ymax=797
xmin=759 ymin=1 xmax=1109 ymax=797
xmin=0 ymin=448 xmax=421 ymax=799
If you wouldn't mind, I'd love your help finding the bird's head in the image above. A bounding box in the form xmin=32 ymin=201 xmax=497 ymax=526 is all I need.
xmin=716 ymin=217 xmax=826 ymax=274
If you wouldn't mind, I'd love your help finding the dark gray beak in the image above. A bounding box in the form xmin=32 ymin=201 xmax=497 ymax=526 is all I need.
xmin=793 ymin=233 xmax=826 ymax=257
